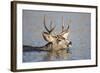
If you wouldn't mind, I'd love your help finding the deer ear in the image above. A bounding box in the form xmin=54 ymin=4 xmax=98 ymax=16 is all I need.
xmin=42 ymin=32 xmax=49 ymax=42
xmin=62 ymin=32 xmax=69 ymax=39
xmin=61 ymin=23 xmax=70 ymax=39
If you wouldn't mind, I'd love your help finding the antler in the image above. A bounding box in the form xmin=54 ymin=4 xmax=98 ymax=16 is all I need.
xmin=61 ymin=16 xmax=69 ymax=33
xmin=62 ymin=16 xmax=64 ymax=32
xmin=44 ymin=16 xmax=56 ymax=34
xmin=59 ymin=16 xmax=70 ymax=39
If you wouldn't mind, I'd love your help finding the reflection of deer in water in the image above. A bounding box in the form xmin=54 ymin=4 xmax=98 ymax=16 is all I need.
xmin=42 ymin=16 xmax=72 ymax=60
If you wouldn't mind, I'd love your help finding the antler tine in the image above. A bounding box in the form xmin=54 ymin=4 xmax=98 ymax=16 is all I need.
xmin=62 ymin=16 xmax=64 ymax=32
xmin=65 ymin=18 xmax=71 ymax=32
xmin=66 ymin=24 xmax=69 ymax=32
xmin=49 ymin=19 xmax=56 ymax=34
xmin=44 ymin=16 xmax=50 ymax=33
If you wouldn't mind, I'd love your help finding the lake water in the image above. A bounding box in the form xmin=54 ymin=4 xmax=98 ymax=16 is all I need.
xmin=23 ymin=47 xmax=91 ymax=62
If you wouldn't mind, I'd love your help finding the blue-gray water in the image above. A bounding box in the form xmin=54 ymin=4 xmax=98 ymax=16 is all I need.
xmin=23 ymin=47 xmax=90 ymax=62
xmin=23 ymin=10 xmax=91 ymax=62
xmin=23 ymin=41 xmax=91 ymax=62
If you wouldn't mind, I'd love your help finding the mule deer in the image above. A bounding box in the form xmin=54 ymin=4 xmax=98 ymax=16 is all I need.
xmin=42 ymin=16 xmax=72 ymax=60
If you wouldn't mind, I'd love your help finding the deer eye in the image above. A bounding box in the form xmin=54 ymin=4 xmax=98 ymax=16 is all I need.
xmin=57 ymin=39 xmax=62 ymax=42
xmin=58 ymin=39 xmax=61 ymax=41
xmin=47 ymin=36 xmax=50 ymax=38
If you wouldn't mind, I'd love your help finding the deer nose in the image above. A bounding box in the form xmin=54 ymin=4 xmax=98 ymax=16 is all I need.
xmin=69 ymin=41 xmax=72 ymax=45
xmin=68 ymin=41 xmax=72 ymax=47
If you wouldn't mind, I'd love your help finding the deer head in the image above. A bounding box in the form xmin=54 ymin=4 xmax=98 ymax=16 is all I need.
xmin=42 ymin=16 xmax=72 ymax=51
